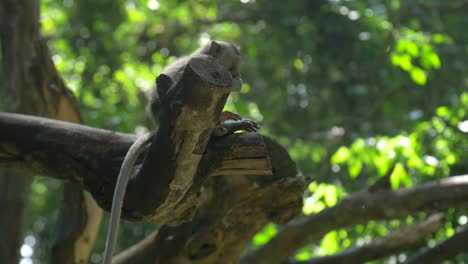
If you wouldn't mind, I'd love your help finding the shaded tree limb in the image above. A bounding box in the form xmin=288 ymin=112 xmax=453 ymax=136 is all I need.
xmin=291 ymin=213 xmax=445 ymax=264
xmin=0 ymin=56 xmax=241 ymax=224
xmin=0 ymin=45 xmax=304 ymax=263
xmin=113 ymin=176 xmax=307 ymax=264
xmin=113 ymin=137 xmax=306 ymax=263
xmin=0 ymin=100 xmax=305 ymax=263
xmin=31 ymin=37 xmax=103 ymax=264
xmin=242 ymin=175 xmax=468 ymax=264
xmin=0 ymin=1 xmax=42 ymax=263
xmin=0 ymin=112 xmax=274 ymax=223
xmin=1 ymin=2 xmax=102 ymax=262
xmin=52 ymin=185 xmax=102 ymax=264
xmin=404 ymin=223 xmax=468 ymax=264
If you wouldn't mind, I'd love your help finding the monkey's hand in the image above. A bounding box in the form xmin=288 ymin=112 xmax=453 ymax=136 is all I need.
xmin=212 ymin=119 xmax=259 ymax=137
xmin=223 ymin=119 xmax=259 ymax=132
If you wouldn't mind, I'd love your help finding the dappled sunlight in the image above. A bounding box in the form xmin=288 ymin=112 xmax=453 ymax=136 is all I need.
xmin=0 ymin=0 xmax=467 ymax=263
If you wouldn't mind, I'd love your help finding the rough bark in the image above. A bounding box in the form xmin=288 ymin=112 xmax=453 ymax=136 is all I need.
xmin=113 ymin=137 xmax=306 ymax=263
xmin=0 ymin=2 xmax=102 ymax=261
xmin=0 ymin=114 xmax=275 ymax=221
xmin=0 ymin=111 xmax=307 ymax=263
xmin=293 ymin=214 xmax=445 ymax=264
xmin=0 ymin=170 xmax=32 ymax=264
xmin=242 ymin=175 xmax=468 ymax=264
xmin=31 ymin=37 xmax=103 ymax=264
xmin=128 ymin=56 xmax=243 ymax=224
xmin=0 ymin=1 xmax=41 ymax=263
xmin=0 ymin=56 xmax=281 ymax=226
xmin=52 ymin=184 xmax=102 ymax=264
xmin=0 ymin=42 xmax=306 ymax=263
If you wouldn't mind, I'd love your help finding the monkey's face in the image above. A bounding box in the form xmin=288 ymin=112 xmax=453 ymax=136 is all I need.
xmin=230 ymin=75 xmax=243 ymax=92
xmin=221 ymin=49 xmax=242 ymax=92
xmin=222 ymin=52 xmax=242 ymax=92
xmin=206 ymin=41 xmax=243 ymax=92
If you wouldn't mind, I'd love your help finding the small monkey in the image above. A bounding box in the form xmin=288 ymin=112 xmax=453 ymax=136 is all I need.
xmin=102 ymin=41 xmax=258 ymax=264
xmin=150 ymin=40 xmax=242 ymax=116
xmin=150 ymin=40 xmax=258 ymax=134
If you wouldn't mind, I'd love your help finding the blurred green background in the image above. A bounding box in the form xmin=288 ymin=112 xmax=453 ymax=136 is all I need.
xmin=5 ymin=0 xmax=468 ymax=263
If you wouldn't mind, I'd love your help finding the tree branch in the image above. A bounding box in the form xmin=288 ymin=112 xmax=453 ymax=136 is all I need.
xmin=110 ymin=135 xmax=305 ymax=263
xmin=292 ymin=213 xmax=445 ymax=264
xmin=113 ymin=163 xmax=306 ymax=263
xmin=404 ymin=223 xmax=468 ymax=264
xmin=0 ymin=112 xmax=275 ymax=223
xmin=242 ymin=175 xmax=468 ymax=264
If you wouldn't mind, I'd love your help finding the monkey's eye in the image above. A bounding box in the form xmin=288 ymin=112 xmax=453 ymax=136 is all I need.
xmin=229 ymin=67 xmax=238 ymax=77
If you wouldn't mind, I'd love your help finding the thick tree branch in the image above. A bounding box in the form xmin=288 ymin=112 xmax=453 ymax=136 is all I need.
xmin=0 ymin=1 xmax=43 ymax=263
xmin=113 ymin=175 xmax=307 ymax=264
xmin=0 ymin=100 xmax=305 ymax=263
xmin=112 ymin=137 xmax=306 ymax=264
xmin=292 ymin=214 xmax=445 ymax=264
xmin=404 ymin=224 xmax=468 ymax=264
xmin=0 ymin=112 xmax=275 ymax=223
xmin=242 ymin=175 xmax=468 ymax=264
xmin=124 ymin=56 xmax=242 ymax=224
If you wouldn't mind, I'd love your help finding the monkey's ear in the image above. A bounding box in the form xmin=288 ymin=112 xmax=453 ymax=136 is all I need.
xmin=208 ymin=40 xmax=222 ymax=56
xmin=156 ymin=74 xmax=173 ymax=98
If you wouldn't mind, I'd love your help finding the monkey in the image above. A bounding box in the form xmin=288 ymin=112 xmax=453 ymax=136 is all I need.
xmin=102 ymin=41 xmax=258 ymax=264
xmin=150 ymin=40 xmax=258 ymax=135
xmin=150 ymin=40 xmax=242 ymax=116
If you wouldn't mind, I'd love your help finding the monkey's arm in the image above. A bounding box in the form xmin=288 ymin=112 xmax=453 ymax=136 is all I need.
xmin=213 ymin=113 xmax=259 ymax=136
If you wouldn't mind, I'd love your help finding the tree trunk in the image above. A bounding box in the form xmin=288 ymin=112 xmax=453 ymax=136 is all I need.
xmin=0 ymin=2 xmax=102 ymax=263
xmin=0 ymin=1 xmax=41 ymax=263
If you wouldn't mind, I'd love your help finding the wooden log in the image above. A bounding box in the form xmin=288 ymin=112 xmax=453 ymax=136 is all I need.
xmin=0 ymin=115 xmax=275 ymax=223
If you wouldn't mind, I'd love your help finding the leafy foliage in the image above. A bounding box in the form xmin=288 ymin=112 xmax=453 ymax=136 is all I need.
xmin=10 ymin=0 xmax=468 ymax=263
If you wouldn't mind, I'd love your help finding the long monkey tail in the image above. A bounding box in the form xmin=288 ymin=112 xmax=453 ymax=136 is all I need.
xmin=102 ymin=132 xmax=153 ymax=264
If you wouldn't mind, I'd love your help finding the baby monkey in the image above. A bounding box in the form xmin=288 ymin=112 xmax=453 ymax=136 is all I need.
xmin=150 ymin=40 xmax=258 ymax=135
xmin=102 ymin=41 xmax=258 ymax=264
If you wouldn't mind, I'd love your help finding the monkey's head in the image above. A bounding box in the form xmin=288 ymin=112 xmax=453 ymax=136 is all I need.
xmin=200 ymin=40 xmax=243 ymax=91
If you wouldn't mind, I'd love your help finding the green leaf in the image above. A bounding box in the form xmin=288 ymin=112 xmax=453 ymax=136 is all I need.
xmin=294 ymin=58 xmax=304 ymax=71
xmin=410 ymin=67 xmax=427 ymax=85
xmin=373 ymin=155 xmax=391 ymax=175
xmin=331 ymin=146 xmax=350 ymax=164
xmin=324 ymin=186 xmax=338 ymax=206
xmin=295 ymin=248 xmax=312 ymax=261
xmin=432 ymin=33 xmax=452 ymax=44
xmin=421 ymin=52 xmax=441 ymax=70
xmin=348 ymin=159 xmax=363 ymax=178
xmin=428 ymin=53 xmax=441 ymax=69
xmin=461 ymin=93 xmax=468 ymax=106
xmin=391 ymin=54 xmax=413 ymax=71
xmin=432 ymin=117 xmax=446 ymax=132
xmin=436 ymin=106 xmax=450 ymax=117
xmin=446 ymin=154 xmax=457 ymax=165
xmin=390 ymin=163 xmax=412 ymax=189
xmin=303 ymin=199 xmax=325 ymax=215
xmin=321 ymin=231 xmax=340 ymax=254
xmin=397 ymin=39 xmax=419 ymax=57
xmin=253 ymin=224 xmax=277 ymax=246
